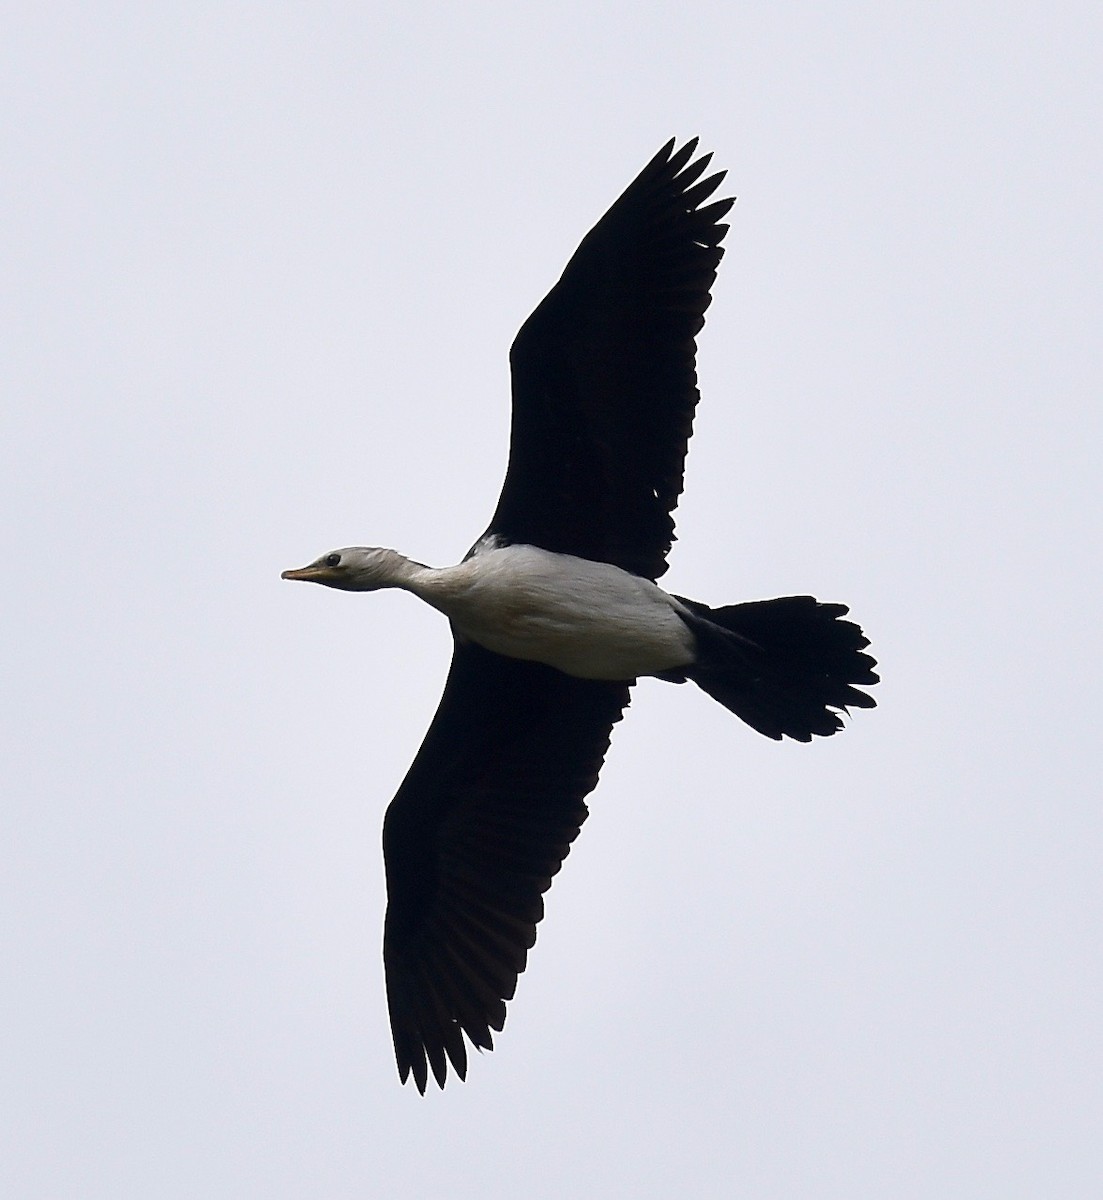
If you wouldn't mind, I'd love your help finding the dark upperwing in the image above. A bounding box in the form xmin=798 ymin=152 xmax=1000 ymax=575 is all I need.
xmin=382 ymin=642 xmax=630 ymax=1092
xmin=488 ymin=138 xmax=733 ymax=581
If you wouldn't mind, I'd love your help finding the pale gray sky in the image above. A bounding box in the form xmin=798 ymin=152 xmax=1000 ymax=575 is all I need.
xmin=3 ymin=3 xmax=1100 ymax=1197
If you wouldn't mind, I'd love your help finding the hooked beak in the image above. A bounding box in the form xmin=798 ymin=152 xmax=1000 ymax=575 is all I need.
xmin=281 ymin=564 xmax=339 ymax=584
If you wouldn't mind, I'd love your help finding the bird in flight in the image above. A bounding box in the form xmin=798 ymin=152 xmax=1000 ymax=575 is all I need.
xmin=283 ymin=139 xmax=878 ymax=1093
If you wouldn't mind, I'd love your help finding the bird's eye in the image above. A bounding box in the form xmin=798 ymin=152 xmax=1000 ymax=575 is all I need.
xmin=324 ymin=552 xmax=341 ymax=568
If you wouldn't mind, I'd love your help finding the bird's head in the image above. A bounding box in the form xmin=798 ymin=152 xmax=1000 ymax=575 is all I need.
xmin=281 ymin=547 xmax=408 ymax=592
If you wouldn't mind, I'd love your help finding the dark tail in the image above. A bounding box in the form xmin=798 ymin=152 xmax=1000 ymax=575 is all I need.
xmin=671 ymin=595 xmax=878 ymax=742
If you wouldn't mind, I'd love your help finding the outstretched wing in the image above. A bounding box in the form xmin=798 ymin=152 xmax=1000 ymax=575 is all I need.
xmin=382 ymin=640 xmax=630 ymax=1092
xmin=488 ymin=139 xmax=734 ymax=580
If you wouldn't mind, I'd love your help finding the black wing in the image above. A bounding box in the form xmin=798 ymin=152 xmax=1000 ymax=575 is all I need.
xmin=488 ymin=139 xmax=734 ymax=581
xmin=382 ymin=641 xmax=630 ymax=1092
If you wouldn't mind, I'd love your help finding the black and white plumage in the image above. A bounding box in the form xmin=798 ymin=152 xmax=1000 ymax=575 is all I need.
xmin=282 ymin=140 xmax=878 ymax=1093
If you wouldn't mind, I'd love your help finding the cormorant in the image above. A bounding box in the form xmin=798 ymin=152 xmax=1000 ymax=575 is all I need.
xmin=283 ymin=139 xmax=878 ymax=1092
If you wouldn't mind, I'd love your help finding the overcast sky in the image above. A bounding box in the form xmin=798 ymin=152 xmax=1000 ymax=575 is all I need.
xmin=3 ymin=3 xmax=1100 ymax=1197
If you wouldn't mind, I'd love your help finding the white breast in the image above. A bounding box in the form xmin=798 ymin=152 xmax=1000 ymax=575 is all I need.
xmin=424 ymin=544 xmax=696 ymax=681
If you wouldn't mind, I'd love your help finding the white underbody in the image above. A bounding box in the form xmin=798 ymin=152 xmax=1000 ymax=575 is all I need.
xmin=418 ymin=544 xmax=697 ymax=680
